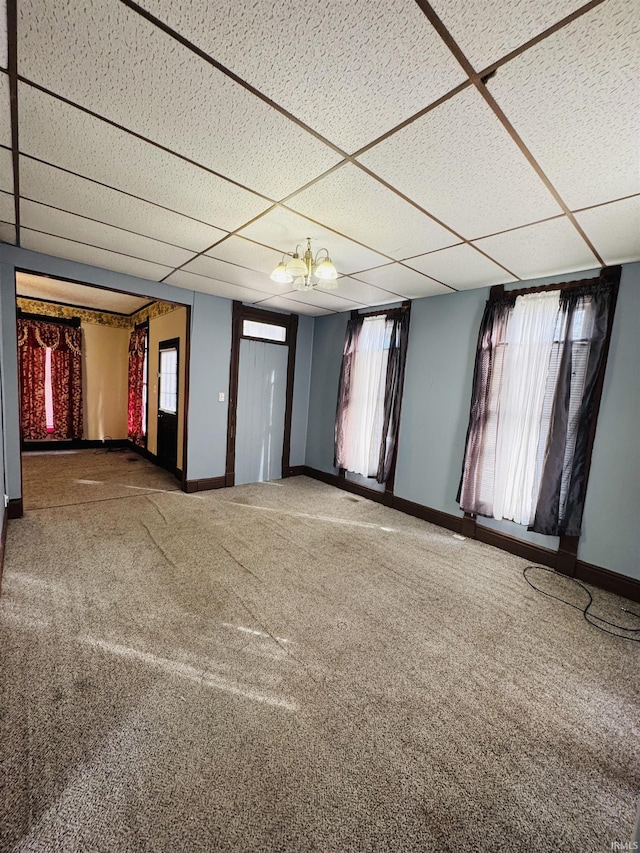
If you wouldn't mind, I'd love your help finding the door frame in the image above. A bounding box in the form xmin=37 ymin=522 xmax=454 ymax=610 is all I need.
xmin=225 ymin=301 xmax=298 ymax=487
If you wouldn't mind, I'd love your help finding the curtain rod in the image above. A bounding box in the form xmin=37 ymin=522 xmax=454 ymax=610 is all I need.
xmin=489 ymin=266 xmax=621 ymax=301
xmin=18 ymin=310 xmax=81 ymax=328
xmin=351 ymin=301 xmax=411 ymax=320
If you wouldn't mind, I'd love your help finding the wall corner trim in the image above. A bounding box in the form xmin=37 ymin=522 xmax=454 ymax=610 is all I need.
xmin=183 ymin=476 xmax=226 ymax=493
xmin=0 ymin=505 xmax=8 ymax=594
xmin=7 ymin=498 xmax=23 ymax=520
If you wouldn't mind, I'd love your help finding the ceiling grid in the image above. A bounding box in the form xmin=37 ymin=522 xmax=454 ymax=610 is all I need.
xmin=0 ymin=0 xmax=636 ymax=314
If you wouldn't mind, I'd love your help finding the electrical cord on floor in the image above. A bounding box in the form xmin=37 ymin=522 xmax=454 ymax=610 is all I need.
xmin=523 ymin=565 xmax=640 ymax=643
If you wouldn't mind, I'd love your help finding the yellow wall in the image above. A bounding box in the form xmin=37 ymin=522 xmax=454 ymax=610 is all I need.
xmin=146 ymin=307 xmax=187 ymax=471
xmin=81 ymin=323 xmax=129 ymax=440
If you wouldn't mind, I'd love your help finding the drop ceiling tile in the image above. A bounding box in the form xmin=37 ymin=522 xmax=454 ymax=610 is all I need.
xmin=575 ymin=197 xmax=640 ymax=266
xmin=406 ymin=244 xmax=517 ymax=290
xmin=0 ymin=72 xmax=11 ymax=147
xmin=473 ymin=217 xmax=599 ymax=279
xmin=181 ymin=254 xmax=288 ymax=296
xmin=164 ymin=268 xmax=268 ymax=303
xmin=0 ymin=222 xmax=16 ymax=244
xmin=353 ymin=263 xmax=452 ymax=299
xmin=429 ymin=0 xmax=588 ymax=70
xmin=286 ymin=164 xmax=457 ymax=260
xmin=0 ymin=1 xmax=7 ymax=69
xmin=238 ymin=206 xmax=389 ymax=274
xmin=0 ymin=145 xmax=12 ymax=192
xmin=333 ymin=276 xmax=406 ymax=307
xmin=359 ymin=87 xmax=561 ymax=238
xmin=21 ymin=200 xmax=195 ymax=269
xmin=206 ymin=236 xmax=284 ymax=276
xmin=18 ymin=0 xmax=340 ymax=198
xmin=16 ymin=273 xmax=151 ymax=313
xmin=0 ymin=188 xmax=13 ymax=222
xmin=136 ymin=0 xmax=466 ymax=154
xmin=20 ymin=158 xmax=228 ymax=253
xmin=18 ymin=84 xmax=273 ymax=230
xmin=21 ymin=230 xmax=174 ymax=281
xmin=489 ymin=0 xmax=640 ymax=210
xmin=278 ymin=289 xmax=363 ymax=313
xmin=256 ymin=295 xmax=332 ymax=317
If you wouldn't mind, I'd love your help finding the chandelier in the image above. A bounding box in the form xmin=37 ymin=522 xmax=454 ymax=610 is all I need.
xmin=270 ymin=237 xmax=338 ymax=291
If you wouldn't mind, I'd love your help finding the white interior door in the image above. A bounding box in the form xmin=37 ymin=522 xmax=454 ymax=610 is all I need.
xmin=235 ymin=339 xmax=288 ymax=486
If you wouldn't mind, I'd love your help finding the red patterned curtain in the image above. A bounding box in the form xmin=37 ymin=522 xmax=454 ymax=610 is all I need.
xmin=17 ymin=318 xmax=83 ymax=441
xmin=128 ymin=327 xmax=147 ymax=445
xmin=17 ymin=319 xmax=47 ymax=440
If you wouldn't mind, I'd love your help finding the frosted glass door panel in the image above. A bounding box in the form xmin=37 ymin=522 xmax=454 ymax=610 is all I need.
xmin=235 ymin=339 xmax=288 ymax=486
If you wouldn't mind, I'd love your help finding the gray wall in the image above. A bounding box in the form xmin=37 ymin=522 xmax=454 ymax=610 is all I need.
xmin=306 ymin=263 xmax=640 ymax=581
xmin=290 ymin=315 xmax=313 ymax=468
xmin=305 ymin=312 xmax=347 ymax=474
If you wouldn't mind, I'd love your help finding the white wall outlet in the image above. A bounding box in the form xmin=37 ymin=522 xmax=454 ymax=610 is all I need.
xmin=218 ymin=392 xmax=225 ymax=402
xmin=4 ymin=494 xmax=8 ymax=508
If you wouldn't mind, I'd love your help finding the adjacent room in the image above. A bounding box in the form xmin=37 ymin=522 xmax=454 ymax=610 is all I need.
xmin=0 ymin=0 xmax=638 ymax=851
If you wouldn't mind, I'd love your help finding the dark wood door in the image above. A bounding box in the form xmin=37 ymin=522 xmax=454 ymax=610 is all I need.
xmin=157 ymin=338 xmax=179 ymax=473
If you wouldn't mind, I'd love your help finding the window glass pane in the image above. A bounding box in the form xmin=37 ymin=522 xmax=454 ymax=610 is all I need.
xmin=242 ymin=319 xmax=286 ymax=342
xmin=159 ymin=348 xmax=178 ymax=413
xmin=45 ymin=347 xmax=54 ymax=432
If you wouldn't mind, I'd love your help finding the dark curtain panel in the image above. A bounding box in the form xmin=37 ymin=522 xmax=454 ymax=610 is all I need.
xmin=128 ymin=328 xmax=147 ymax=445
xmin=457 ymin=296 xmax=516 ymax=515
xmin=50 ymin=327 xmax=83 ymax=440
xmin=17 ymin=318 xmax=83 ymax=441
xmin=17 ymin=319 xmax=47 ymax=441
xmin=531 ymin=284 xmax=615 ymax=536
xmin=376 ymin=311 xmax=410 ymax=484
xmin=334 ymin=315 xmax=364 ymax=470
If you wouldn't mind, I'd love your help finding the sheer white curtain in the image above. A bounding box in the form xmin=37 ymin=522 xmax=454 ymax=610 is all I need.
xmin=493 ymin=291 xmax=560 ymax=525
xmin=340 ymin=315 xmax=389 ymax=477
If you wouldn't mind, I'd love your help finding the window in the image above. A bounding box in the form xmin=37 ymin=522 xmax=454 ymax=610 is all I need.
xmin=159 ymin=347 xmax=178 ymax=414
xmin=141 ymin=333 xmax=148 ymax=437
xmin=242 ymin=319 xmax=287 ymax=343
xmin=458 ymin=279 xmax=617 ymax=536
xmin=44 ymin=347 xmax=54 ymax=434
xmin=335 ymin=309 xmax=410 ymax=484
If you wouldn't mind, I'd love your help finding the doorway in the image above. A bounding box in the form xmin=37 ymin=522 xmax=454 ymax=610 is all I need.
xmin=226 ymin=303 xmax=298 ymax=487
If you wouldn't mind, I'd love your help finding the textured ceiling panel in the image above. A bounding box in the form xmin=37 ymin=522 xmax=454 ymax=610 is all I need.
xmin=21 ymin=230 xmax=174 ymax=281
xmin=277 ymin=289 xmax=363 ymax=313
xmin=489 ymin=0 xmax=640 ymax=210
xmin=333 ymin=276 xmax=406 ymax=306
xmin=0 ymin=145 xmax=12 ymax=192
xmin=135 ymin=0 xmax=465 ymax=154
xmin=473 ymin=217 xmax=599 ymax=279
xmin=575 ymin=197 xmax=640 ymax=265
xmin=181 ymin=255 xmax=288 ymax=296
xmin=353 ymin=263 xmax=452 ymax=299
xmin=0 ymin=0 xmax=7 ymax=69
xmin=20 ymin=157 xmax=228 ymax=253
xmin=16 ymin=273 xmax=151 ymax=314
xmin=0 ymin=221 xmax=16 ymax=244
xmin=18 ymin=0 xmax=340 ymax=198
xmin=405 ymin=244 xmax=516 ymax=290
xmin=0 ymin=72 xmax=11 ymax=147
xmin=359 ymin=87 xmax=561 ymax=238
xmin=0 ymin=188 xmax=13 ymax=222
xmin=429 ymin=0 xmax=588 ymax=70
xmin=255 ymin=295 xmax=332 ymax=317
xmin=285 ymin=164 xmax=458 ymax=260
xmin=238 ymin=206 xmax=388 ymax=274
xmin=18 ymin=85 xmax=271 ymax=230
xmin=206 ymin=236 xmax=285 ymax=275
xmin=20 ymin=200 xmax=195 ymax=269
xmin=164 ymin=269 xmax=269 ymax=304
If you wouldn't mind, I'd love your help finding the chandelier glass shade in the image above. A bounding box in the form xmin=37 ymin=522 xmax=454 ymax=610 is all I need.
xmin=270 ymin=237 xmax=339 ymax=291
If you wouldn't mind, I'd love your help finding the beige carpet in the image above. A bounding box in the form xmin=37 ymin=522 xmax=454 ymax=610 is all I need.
xmin=0 ymin=450 xmax=638 ymax=852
